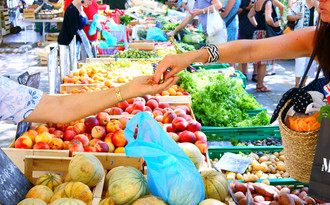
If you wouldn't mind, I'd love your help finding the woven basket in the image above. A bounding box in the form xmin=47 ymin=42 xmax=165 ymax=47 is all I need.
xmin=278 ymin=101 xmax=320 ymax=183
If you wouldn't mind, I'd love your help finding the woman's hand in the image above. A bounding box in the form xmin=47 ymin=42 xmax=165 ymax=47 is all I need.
xmin=274 ymin=20 xmax=281 ymax=27
xmin=125 ymin=75 xmax=180 ymax=97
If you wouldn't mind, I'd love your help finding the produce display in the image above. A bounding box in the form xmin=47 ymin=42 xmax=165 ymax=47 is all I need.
xmin=177 ymin=70 xmax=270 ymax=127
xmin=230 ymin=180 xmax=325 ymax=205
xmin=109 ymin=48 xmax=160 ymax=59
xmin=211 ymin=151 xmax=290 ymax=181
xmin=230 ymin=137 xmax=282 ymax=146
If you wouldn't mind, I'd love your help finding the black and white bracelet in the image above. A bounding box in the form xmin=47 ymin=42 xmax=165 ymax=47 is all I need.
xmin=202 ymin=44 xmax=220 ymax=63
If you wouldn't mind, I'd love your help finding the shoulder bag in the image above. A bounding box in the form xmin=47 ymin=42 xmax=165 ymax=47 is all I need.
xmin=263 ymin=0 xmax=283 ymax=37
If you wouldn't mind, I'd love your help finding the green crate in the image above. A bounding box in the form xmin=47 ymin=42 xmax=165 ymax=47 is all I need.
xmin=246 ymin=108 xmax=267 ymax=117
xmin=202 ymin=125 xmax=281 ymax=141
xmin=227 ymin=178 xmax=308 ymax=187
xmin=233 ymin=70 xmax=247 ymax=89
xmin=191 ymin=63 xmax=230 ymax=70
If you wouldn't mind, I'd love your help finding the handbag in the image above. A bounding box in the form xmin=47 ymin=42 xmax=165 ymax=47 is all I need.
xmin=263 ymin=0 xmax=283 ymax=37
xmin=287 ymin=3 xmax=302 ymax=31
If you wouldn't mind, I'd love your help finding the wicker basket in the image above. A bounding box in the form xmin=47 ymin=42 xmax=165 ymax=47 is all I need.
xmin=278 ymin=101 xmax=320 ymax=183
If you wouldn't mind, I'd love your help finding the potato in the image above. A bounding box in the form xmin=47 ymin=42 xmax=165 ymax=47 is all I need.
xmin=298 ymin=191 xmax=308 ymax=200
xmin=304 ymin=197 xmax=316 ymax=205
xmin=239 ymin=198 xmax=247 ymax=205
xmin=279 ymin=155 xmax=285 ymax=161
xmin=261 ymin=180 xmax=270 ymax=185
xmin=250 ymin=153 xmax=259 ymax=160
xmin=252 ymin=160 xmax=262 ymax=170
xmin=243 ymin=174 xmax=259 ymax=182
xmin=235 ymin=181 xmax=248 ymax=194
xmin=234 ymin=191 xmax=246 ymax=202
xmin=256 ymin=170 xmax=264 ymax=178
xmin=290 ymin=194 xmax=307 ymax=205
xmin=278 ymin=192 xmax=295 ymax=205
xmin=269 ymin=155 xmax=277 ymax=163
xmin=259 ymin=156 xmax=269 ymax=163
xmin=301 ymin=187 xmax=308 ymax=193
xmin=268 ymin=174 xmax=277 ymax=179
xmin=254 ymin=195 xmax=265 ymax=203
xmin=291 ymin=189 xmax=301 ymax=195
xmin=260 ymin=163 xmax=269 ymax=172
xmin=279 ymin=151 xmax=285 ymax=156
xmin=277 ymin=161 xmax=286 ymax=171
xmin=260 ymin=174 xmax=269 ymax=179
xmin=236 ymin=173 xmax=243 ymax=180
xmin=280 ymin=187 xmax=290 ymax=194
xmin=269 ymin=165 xmax=276 ymax=174
xmin=273 ymin=152 xmax=279 ymax=158
xmin=281 ymin=172 xmax=290 ymax=178
xmin=226 ymin=172 xmax=236 ymax=180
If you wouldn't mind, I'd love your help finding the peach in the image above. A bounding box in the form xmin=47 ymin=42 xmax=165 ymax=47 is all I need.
xmin=33 ymin=141 xmax=50 ymax=150
xmin=109 ymin=107 xmax=124 ymax=115
xmin=153 ymin=110 xmax=163 ymax=118
xmin=178 ymin=105 xmax=190 ymax=115
xmin=172 ymin=117 xmax=188 ymax=132
xmin=111 ymin=129 xmax=127 ymax=147
xmin=106 ymin=120 xmax=122 ymax=133
xmin=159 ymin=103 xmax=170 ymax=109
xmin=84 ymin=116 xmax=100 ymax=132
xmin=103 ymin=108 xmax=111 ymax=114
xmin=27 ymin=129 xmax=38 ymax=137
xmin=144 ymin=106 xmax=152 ymax=112
xmin=91 ymin=125 xmax=106 ymax=139
xmin=168 ymin=132 xmax=179 ymax=142
xmin=69 ymin=139 xmax=83 ymax=147
xmin=179 ymin=130 xmax=196 ymax=143
xmin=131 ymin=110 xmax=141 ymax=115
xmin=53 ymin=130 xmax=64 ymax=137
xmin=96 ymin=112 xmax=111 ymax=126
xmin=182 ymin=115 xmax=193 ymax=122
xmin=155 ymin=115 xmax=163 ymax=123
xmin=133 ymin=97 xmax=146 ymax=105
xmin=125 ymin=105 xmax=133 ymax=114
xmin=84 ymin=146 xmax=97 ymax=152
xmin=166 ymin=125 xmax=174 ymax=132
xmin=114 ymin=147 xmax=125 ymax=153
xmin=183 ymin=92 xmax=190 ymax=95
xmin=82 ymin=133 xmax=92 ymax=141
xmin=35 ymin=125 xmax=49 ymax=134
xmin=126 ymin=98 xmax=134 ymax=104
xmin=163 ymin=111 xmax=177 ymax=124
xmin=105 ymin=141 xmax=115 ymax=153
xmin=187 ymin=120 xmax=202 ymax=132
xmin=15 ymin=136 xmax=33 ymax=149
xmin=20 ymin=131 xmax=36 ymax=143
xmin=48 ymin=137 xmax=64 ymax=150
xmin=141 ymin=95 xmax=150 ymax=102
xmin=174 ymin=108 xmax=186 ymax=116
xmin=117 ymin=100 xmax=129 ymax=110
xmin=35 ymin=132 xmax=52 ymax=144
xmin=74 ymin=134 xmax=90 ymax=147
xmin=146 ymin=99 xmax=159 ymax=111
xmin=154 ymin=108 xmax=164 ymax=113
xmin=63 ymin=130 xmax=77 ymax=141
xmin=194 ymin=131 xmax=207 ymax=141
xmin=73 ymin=122 xmax=86 ymax=134
xmin=89 ymin=138 xmax=101 ymax=146
xmin=48 ymin=127 xmax=56 ymax=134
xmin=69 ymin=144 xmax=84 ymax=156
xmin=132 ymin=101 xmax=145 ymax=112
xmin=63 ymin=141 xmax=71 ymax=150
xmin=95 ymin=141 xmax=109 ymax=152
xmin=195 ymin=140 xmax=209 ymax=154
xmin=66 ymin=125 xmax=74 ymax=131
xmin=104 ymin=133 xmax=113 ymax=143
xmin=164 ymin=107 xmax=173 ymax=113
xmin=149 ymin=97 xmax=159 ymax=104
xmin=118 ymin=117 xmax=129 ymax=129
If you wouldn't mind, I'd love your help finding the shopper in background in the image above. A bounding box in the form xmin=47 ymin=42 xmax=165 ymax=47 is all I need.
xmin=287 ymin=0 xmax=319 ymax=87
xmin=153 ymin=0 xmax=330 ymax=93
xmin=0 ymin=75 xmax=179 ymax=124
xmin=238 ymin=0 xmax=256 ymax=79
xmin=168 ymin=0 xmax=224 ymax=45
xmin=181 ymin=0 xmax=199 ymax=26
xmin=221 ymin=0 xmax=241 ymax=42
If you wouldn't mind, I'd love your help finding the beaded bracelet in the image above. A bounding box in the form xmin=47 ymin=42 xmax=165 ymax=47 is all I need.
xmin=202 ymin=44 xmax=220 ymax=63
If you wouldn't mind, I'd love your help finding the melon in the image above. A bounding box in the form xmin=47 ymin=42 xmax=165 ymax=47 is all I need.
xmin=68 ymin=153 xmax=104 ymax=188
xmin=179 ymin=142 xmax=203 ymax=170
xmin=35 ymin=173 xmax=63 ymax=191
xmin=105 ymin=166 xmax=125 ymax=190
xmin=18 ymin=198 xmax=47 ymax=205
xmin=108 ymin=166 xmax=148 ymax=205
xmin=201 ymin=170 xmax=229 ymax=202
xmin=54 ymin=182 xmax=69 ymax=193
xmin=50 ymin=198 xmax=86 ymax=205
xmin=99 ymin=197 xmax=116 ymax=205
xmin=25 ymin=185 xmax=54 ymax=203
xmin=199 ymin=199 xmax=227 ymax=205
xmin=132 ymin=195 xmax=167 ymax=205
xmin=50 ymin=181 xmax=92 ymax=205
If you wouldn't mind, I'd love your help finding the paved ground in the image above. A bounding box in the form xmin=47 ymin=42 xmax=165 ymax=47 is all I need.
xmin=0 ymin=27 xmax=306 ymax=148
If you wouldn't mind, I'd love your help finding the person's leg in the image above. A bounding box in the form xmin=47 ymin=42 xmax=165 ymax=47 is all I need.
xmin=241 ymin=63 xmax=248 ymax=76
xmin=256 ymin=64 xmax=271 ymax=92
xmin=252 ymin=64 xmax=258 ymax=82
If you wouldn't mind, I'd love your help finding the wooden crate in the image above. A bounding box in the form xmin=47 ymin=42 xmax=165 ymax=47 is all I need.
xmin=46 ymin=34 xmax=59 ymax=41
xmin=157 ymin=95 xmax=191 ymax=103
xmin=128 ymin=42 xmax=155 ymax=51
xmin=23 ymin=156 xmax=105 ymax=205
xmin=60 ymin=83 xmax=103 ymax=93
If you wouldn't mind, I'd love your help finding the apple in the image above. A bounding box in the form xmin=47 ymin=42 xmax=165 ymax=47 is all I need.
xmin=63 ymin=130 xmax=77 ymax=141
xmin=172 ymin=117 xmax=188 ymax=132
xmin=179 ymin=130 xmax=197 ymax=143
xmin=15 ymin=136 xmax=33 ymax=149
xmin=84 ymin=117 xmax=99 ymax=132
xmin=91 ymin=125 xmax=106 ymax=139
xmin=187 ymin=120 xmax=202 ymax=132
xmin=96 ymin=112 xmax=110 ymax=126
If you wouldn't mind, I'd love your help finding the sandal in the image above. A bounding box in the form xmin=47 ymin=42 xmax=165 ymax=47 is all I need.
xmin=252 ymin=74 xmax=258 ymax=82
xmin=256 ymin=84 xmax=272 ymax=92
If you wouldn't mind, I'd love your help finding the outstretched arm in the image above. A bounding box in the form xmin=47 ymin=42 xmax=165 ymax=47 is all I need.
xmin=154 ymin=27 xmax=316 ymax=83
xmin=24 ymin=75 xmax=179 ymax=124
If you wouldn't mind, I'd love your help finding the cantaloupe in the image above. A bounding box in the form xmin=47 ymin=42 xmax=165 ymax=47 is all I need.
xmin=179 ymin=142 xmax=203 ymax=170
xmin=35 ymin=173 xmax=63 ymax=191
xmin=99 ymin=197 xmax=115 ymax=205
xmin=50 ymin=182 xmax=92 ymax=205
xmin=132 ymin=195 xmax=167 ymax=205
xmin=199 ymin=199 xmax=227 ymax=205
xmin=25 ymin=185 xmax=54 ymax=203
xmin=201 ymin=170 xmax=229 ymax=202
xmin=50 ymin=198 xmax=86 ymax=205
xmin=108 ymin=166 xmax=148 ymax=205
xmin=105 ymin=166 xmax=124 ymax=190
xmin=18 ymin=198 xmax=47 ymax=205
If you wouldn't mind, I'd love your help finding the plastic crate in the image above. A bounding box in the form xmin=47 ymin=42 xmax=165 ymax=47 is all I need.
xmin=201 ymin=125 xmax=281 ymax=141
xmin=97 ymin=45 xmax=125 ymax=55
xmin=207 ymin=146 xmax=283 ymax=159
xmin=233 ymin=70 xmax=247 ymax=89
xmin=228 ymin=178 xmax=308 ymax=187
xmin=246 ymin=108 xmax=267 ymax=117
xmin=191 ymin=63 xmax=230 ymax=70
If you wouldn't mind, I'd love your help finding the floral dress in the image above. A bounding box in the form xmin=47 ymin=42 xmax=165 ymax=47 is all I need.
xmin=0 ymin=76 xmax=43 ymax=124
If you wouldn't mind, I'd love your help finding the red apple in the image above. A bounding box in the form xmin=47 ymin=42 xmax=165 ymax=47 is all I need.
xmin=63 ymin=130 xmax=77 ymax=141
xmin=172 ymin=117 xmax=188 ymax=132
xmin=91 ymin=125 xmax=106 ymax=139
xmin=84 ymin=117 xmax=99 ymax=132
xmin=179 ymin=130 xmax=196 ymax=143
xmin=187 ymin=120 xmax=202 ymax=132
xmin=195 ymin=131 xmax=207 ymax=141
xmin=96 ymin=112 xmax=111 ymax=126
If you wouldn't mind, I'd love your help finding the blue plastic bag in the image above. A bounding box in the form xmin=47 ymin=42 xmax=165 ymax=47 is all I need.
xmin=124 ymin=112 xmax=205 ymax=205
xmin=146 ymin=27 xmax=167 ymax=41
xmin=102 ymin=30 xmax=117 ymax=46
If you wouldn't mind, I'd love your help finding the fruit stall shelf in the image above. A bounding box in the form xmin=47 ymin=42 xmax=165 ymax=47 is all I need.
xmin=207 ymin=146 xmax=284 ymax=159
xmin=201 ymin=125 xmax=281 ymax=141
xmin=85 ymin=57 xmax=161 ymax=64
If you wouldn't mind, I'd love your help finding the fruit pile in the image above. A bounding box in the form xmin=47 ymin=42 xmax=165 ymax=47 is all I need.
xmin=230 ymin=180 xmax=325 ymax=205
xmin=156 ymin=84 xmax=189 ymax=96
xmin=211 ymin=151 xmax=290 ymax=181
xmin=109 ymin=48 xmax=160 ymax=59
xmin=14 ymin=112 xmax=130 ymax=155
xmin=18 ymin=153 xmax=103 ymax=205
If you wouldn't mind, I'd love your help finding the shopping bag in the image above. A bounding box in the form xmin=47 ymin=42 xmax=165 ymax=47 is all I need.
xmin=308 ymin=117 xmax=330 ymax=202
xmin=124 ymin=112 xmax=205 ymax=205
xmin=206 ymin=5 xmax=224 ymax=37
xmin=146 ymin=27 xmax=167 ymax=41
